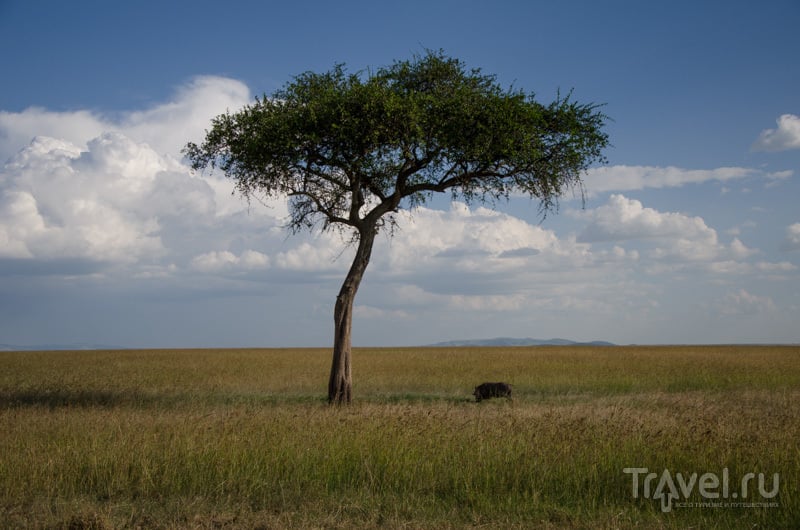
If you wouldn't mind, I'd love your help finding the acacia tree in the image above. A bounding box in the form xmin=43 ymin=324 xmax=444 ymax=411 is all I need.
xmin=185 ymin=51 xmax=608 ymax=404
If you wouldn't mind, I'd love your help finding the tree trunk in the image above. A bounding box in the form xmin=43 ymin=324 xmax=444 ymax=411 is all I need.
xmin=328 ymin=226 xmax=377 ymax=405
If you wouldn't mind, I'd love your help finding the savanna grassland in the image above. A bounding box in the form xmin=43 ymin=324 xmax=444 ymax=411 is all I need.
xmin=1 ymin=345 xmax=798 ymax=529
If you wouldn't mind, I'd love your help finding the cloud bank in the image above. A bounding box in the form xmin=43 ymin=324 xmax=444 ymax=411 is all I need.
xmin=0 ymin=76 xmax=251 ymax=163
xmin=0 ymin=75 xmax=787 ymax=283
xmin=0 ymin=76 xmax=797 ymax=346
xmin=0 ymin=76 xmax=275 ymax=271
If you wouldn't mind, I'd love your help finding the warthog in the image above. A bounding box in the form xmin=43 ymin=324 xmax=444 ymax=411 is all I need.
xmin=473 ymin=382 xmax=512 ymax=402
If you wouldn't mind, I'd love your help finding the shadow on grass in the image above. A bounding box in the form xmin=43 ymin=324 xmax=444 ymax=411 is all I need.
xmin=364 ymin=393 xmax=475 ymax=404
xmin=0 ymin=388 xmax=166 ymax=409
xmin=0 ymin=388 xmax=332 ymax=409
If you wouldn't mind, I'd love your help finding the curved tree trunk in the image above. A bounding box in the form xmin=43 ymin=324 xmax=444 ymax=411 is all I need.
xmin=328 ymin=226 xmax=377 ymax=405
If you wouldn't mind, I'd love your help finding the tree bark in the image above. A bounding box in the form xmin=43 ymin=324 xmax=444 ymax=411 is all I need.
xmin=328 ymin=225 xmax=377 ymax=404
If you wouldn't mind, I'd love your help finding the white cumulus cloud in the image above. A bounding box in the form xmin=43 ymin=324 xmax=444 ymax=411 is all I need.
xmin=583 ymin=165 xmax=789 ymax=194
xmin=380 ymin=202 xmax=561 ymax=274
xmin=717 ymin=289 xmax=777 ymax=315
xmin=190 ymin=249 xmax=270 ymax=272
xmin=0 ymin=75 xmax=251 ymax=163
xmin=783 ymin=223 xmax=800 ymax=251
xmin=352 ymin=201 xmax=652 ymax=317
xmin=122 ymin=75 xmax=252 ymax=157
xmin=0 ymin=135 xmax=167 ymax=262
xmin=274 ymin=238 xmax=352 ymax=272
xmin=752 ymin=114 xmax=800 ymax=152
xmin=579 ymin=194 xmax=714 ymax=242
xmin=578 ymin=194 xmax=758 ymax=263
xmin=0 ymin=76 xmax=282 ymax=270
xmin=0 ymin=108 xmax=106 ymax=164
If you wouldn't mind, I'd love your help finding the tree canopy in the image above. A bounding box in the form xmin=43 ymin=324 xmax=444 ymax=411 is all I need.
xmin=185 ymin=51 xmax=608 ymax=237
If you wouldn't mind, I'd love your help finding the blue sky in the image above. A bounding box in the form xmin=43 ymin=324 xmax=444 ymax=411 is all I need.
xmin=1 ymin=0 xmax=798 ymax=347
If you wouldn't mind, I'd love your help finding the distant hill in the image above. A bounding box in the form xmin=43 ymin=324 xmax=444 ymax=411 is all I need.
xmin=427 ymin=337 xmax=615 ymax=347
xmin=0 ymin=343 xmax=126 ymax=352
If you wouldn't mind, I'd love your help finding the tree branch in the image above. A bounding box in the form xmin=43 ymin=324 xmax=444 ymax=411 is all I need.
xmin=287 ymin=191 xmax=352 ymax=229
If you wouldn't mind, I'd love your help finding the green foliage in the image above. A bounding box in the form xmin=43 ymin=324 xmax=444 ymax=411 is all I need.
xmin=184 ymin=51 xmax=609 ymax=235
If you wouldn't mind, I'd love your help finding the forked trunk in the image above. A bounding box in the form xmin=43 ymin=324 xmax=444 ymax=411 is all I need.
xmin=328 ymin=227 xmax=376 ymax=405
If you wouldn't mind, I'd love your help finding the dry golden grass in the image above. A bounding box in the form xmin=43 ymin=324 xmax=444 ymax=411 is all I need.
xmin=0 ymin=345 xmax=798 ymax=528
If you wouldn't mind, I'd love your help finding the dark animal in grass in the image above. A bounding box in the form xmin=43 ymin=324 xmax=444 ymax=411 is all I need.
xmin=473 ymin=382 xmax=513 ymax=402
